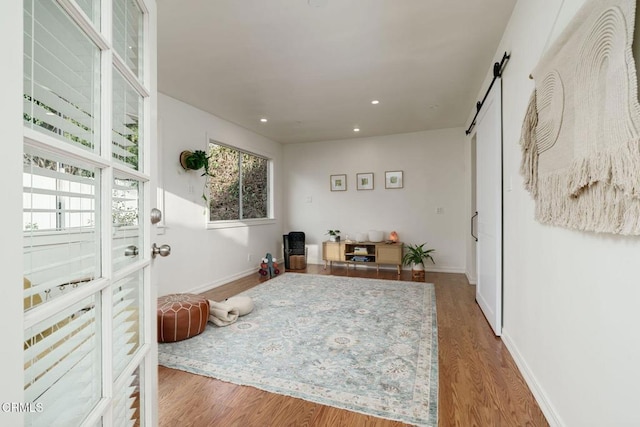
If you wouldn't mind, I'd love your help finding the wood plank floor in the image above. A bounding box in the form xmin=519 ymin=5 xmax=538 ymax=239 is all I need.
xmin=158 ymin=265 xmax=548 ymax=426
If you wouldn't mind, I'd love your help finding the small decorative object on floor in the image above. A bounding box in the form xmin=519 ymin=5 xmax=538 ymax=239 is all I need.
xmin=208 ymin=296 xmax=254 ymax=326
xmin=157 ymin=293 xmax=209 ymax=343
xmin=289 ymin=255 xmax=306 ymax=270
xmin=402 ymin=242 xmax=436 ymax=277
xmin=224 ymin=296 xmax=254 ymax=316
xmin=259 ymin=253 xmax=280 ymax=278
xmin=208 ymin=300 xmax=239 ymax=327
xmin=412 ymin=270 xmax=426 ymax=281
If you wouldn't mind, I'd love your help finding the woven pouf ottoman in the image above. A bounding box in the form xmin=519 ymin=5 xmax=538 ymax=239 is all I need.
xmin=157 ymin=293 xmax=210 ymax=343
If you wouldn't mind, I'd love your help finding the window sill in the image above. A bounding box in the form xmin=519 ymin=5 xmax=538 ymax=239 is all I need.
xmin=206 ymin=218 xmax=276 ymax=230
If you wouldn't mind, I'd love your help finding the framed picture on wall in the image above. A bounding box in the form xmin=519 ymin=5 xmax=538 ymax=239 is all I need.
xmin=330 ymin=174 xmax=347 ymax=191
xmin=385 ymin=170 xmax=403 ymax=189
xmin=356 ymin=172 xmax=374 ymax=190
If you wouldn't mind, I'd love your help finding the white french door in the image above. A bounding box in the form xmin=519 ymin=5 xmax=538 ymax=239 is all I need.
xmin=474 ymin=80 xmax=503 ymax=336
xmin=21 ymin=0 xmax=157 ymax=425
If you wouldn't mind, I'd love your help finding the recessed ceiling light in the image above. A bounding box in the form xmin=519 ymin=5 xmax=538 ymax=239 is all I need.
xmin=371 ymin=100 xmax=379 ymax=105
xmin=260 ymin=118 xmax=268 ymax=123
xmin=353 ymin=127 xmax=360 ymax=132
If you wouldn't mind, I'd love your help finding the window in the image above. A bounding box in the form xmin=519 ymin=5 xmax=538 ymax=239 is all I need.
xmin=112 ymin=67 xmax=143 ymax=170
xmin=24 ymin=0 xmax=101 ymax=152
xmin=112 ymin=0 xmax=144 ymax=79
xmin=23 ymin=147 xmax=100 ymax=308
xmin=208 ymin=142 xmax=270 ymax=222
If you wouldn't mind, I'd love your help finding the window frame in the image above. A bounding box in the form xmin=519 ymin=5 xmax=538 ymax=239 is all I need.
xmin=206 ymin=139 xmax=275 ymax=229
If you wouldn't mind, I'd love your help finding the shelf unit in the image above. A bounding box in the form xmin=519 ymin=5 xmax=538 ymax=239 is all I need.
xmin=322 ymin=241 xmax=403 ymax=275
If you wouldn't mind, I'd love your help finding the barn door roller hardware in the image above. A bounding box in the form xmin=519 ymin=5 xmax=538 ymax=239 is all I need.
xmin=465 ymin=52 xmax=511 ymax=135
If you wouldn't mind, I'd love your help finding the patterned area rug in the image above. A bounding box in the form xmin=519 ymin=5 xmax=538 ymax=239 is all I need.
xmin=158 ymin=273 xmax=438 ymax=426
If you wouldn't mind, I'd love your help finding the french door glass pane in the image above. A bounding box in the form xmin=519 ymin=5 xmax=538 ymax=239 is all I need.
xmin=113 ymin=0 xmax=143 ymax=79
xmin=113 ymin=271 xmax=144 ymax=379
xmin=75 ymin=0 xmax=101 ymax=29
xmin=24 ymin=293 xmax=102 ymax=426
xmin=113 ymin=365 xmax=144 ymax=426
xmin=24 ymin=0 xmax=101 ymax=153
xmin=112 ymin=174 xmax=143 ymax=270
xmin=112 ymin=68 xmax=143 ymax=170
xmin=23 ymin=147 xmax=101 ymax=311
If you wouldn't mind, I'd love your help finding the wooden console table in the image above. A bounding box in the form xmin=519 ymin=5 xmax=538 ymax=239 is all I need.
xmin=322 ymin=241 xmax=403 ymax=275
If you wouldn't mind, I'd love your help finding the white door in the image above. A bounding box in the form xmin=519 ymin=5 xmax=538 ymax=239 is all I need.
xmin=474 ymin=81 xmax=503 ymax=336
xmin=20 ymin=0 xmax=159 ymax=425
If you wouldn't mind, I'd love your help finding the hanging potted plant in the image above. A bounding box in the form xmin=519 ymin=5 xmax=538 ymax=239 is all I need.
xmin=180 ymin=150 xmax=214 ymax=203
xmin=179 ymin=150 xmax=212 ymax=176
xmin=402 ymin=243 xmax=435 ymax=272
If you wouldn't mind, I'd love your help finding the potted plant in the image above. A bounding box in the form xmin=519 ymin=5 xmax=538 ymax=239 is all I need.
xmin=179 ymin=150 xmax=212 ymax=176
xmin=180 ymin=150 xmax=214 ymax=204
xmin=326 ymin=229 xmax=341 ymax=242
xmin=402 ymin=243 xmax=435 ymax=271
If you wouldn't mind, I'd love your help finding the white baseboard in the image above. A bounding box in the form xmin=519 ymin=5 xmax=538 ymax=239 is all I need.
xmin=501 ymin=329 xmax=564 ymax=427
xmin=308 ymin=260 xmax=465 ymax=275
xmin=187 ymin=267 xmax=257 ymax=295
xmin=424 ymin=266 xmax=465 ymax=274
xmin=465 ymin=271 xmax=477 ymax=285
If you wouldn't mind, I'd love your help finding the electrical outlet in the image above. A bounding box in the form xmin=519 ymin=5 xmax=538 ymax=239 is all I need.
xmin=187 ymin=184 xmax=195 ymax=194
xmin=247 ymin=253 xmax=252 ymax=262
xmin=436 ymin=207 xmax=444 ymax=214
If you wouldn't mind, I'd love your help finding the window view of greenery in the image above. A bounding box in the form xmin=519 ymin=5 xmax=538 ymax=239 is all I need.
xmin=23 ymin=95 xmax=96 ymax=150
xmin=208 ymin=143 xmax=269 ymax=221
xmin=113 ymin=178 xmax=139 ymax=227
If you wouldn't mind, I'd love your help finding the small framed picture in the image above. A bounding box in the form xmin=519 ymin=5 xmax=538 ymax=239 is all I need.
xmin=330 ymin=174 xmax=347 ymax=191
xmin=385 ymin=170 xmax=403 ymax=189
xmin=356 ymin=172 xmax=374 ymax=190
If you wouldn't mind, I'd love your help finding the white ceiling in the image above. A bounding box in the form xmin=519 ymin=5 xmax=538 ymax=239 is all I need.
xmin=157 ymin=0 xmax=516 ymax=144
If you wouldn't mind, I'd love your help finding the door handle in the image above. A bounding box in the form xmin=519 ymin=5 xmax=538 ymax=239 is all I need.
xmin=152 ymin=243 xmax=171 ymax=259
xmin=150 ymin=208 xmax=162 ymax=224
xmin=471 ymin=211 xmax=478 ymax=242
xmin=124 ymin=245 xmax=139 ymax=257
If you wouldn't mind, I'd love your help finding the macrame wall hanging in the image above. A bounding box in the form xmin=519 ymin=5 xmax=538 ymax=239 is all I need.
xmin=520 ymin=0 xmax=640 ymax=235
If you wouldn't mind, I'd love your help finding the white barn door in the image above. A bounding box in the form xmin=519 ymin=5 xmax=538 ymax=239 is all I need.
xmin=474 ymin=81 xmax=503 ymax=336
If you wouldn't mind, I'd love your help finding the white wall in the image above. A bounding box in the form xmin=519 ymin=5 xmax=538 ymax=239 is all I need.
xmin=156 ymin=94 xmax=284 ymax=296
xmin=464 ymin=135 xmax=478 ymax=284
xmin=467 ymin=0 xmax=640 ymax=425
xmin=283 ymin=128 xmax=466 ymax=272
xmin=1 ymin=1 xmax=25 ymax=424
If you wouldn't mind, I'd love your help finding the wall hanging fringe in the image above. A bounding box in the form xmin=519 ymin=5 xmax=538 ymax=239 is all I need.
xmin=519 ymin=0 xmax=640 ymax=235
